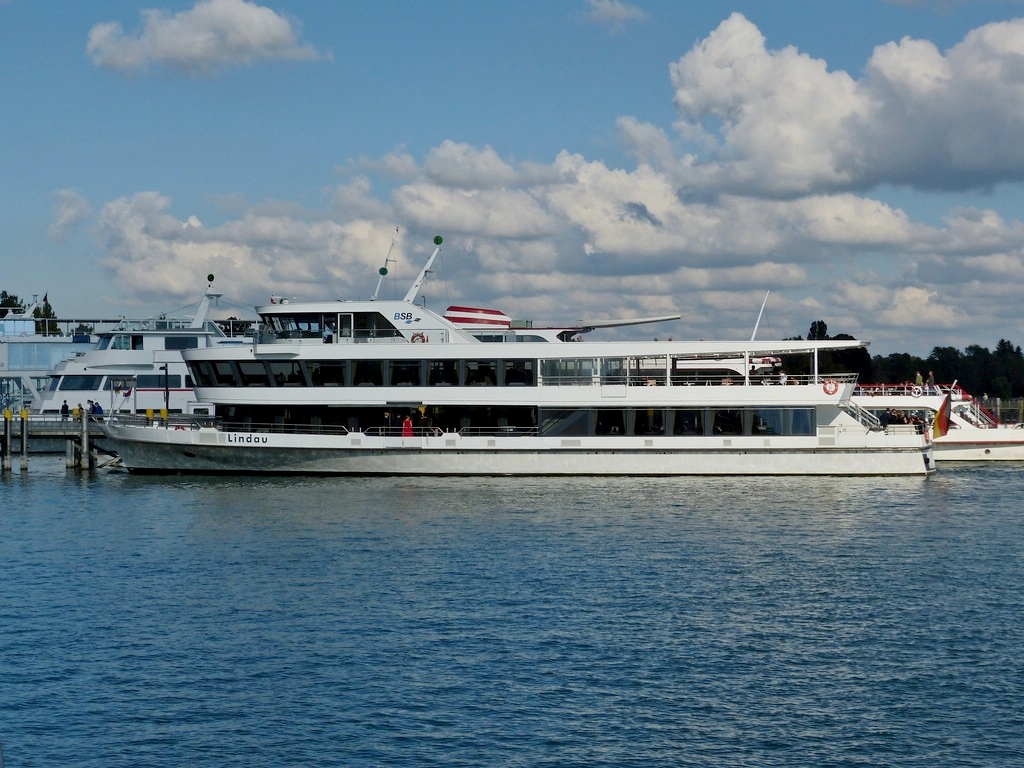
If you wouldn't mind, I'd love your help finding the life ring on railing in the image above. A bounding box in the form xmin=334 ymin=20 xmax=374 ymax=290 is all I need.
xmin=822 ymin=379 xmax=839 ymax=395
xmin=410 ymin=332 xmax=427 ymax=343
xmin=911 ymin=385 xmax=923 ymax=398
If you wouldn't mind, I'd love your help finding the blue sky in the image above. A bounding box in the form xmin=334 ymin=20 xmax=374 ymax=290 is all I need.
xmin=4 ymin=0 xmax=1024 ymax=356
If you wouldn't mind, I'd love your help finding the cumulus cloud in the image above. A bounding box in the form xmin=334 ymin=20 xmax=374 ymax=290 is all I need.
xmin=667 ymin=13 xmax=1024 ymax=195
xmin=48 ymin=189 xmax=92 ymax=243
xmin=87 ymin=0 xmax=323 ymax=76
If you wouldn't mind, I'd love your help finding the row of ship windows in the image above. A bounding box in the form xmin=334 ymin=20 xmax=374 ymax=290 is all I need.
xmin=189 ymin=358 xmax=747 ymax=388
xmin=51 ymin=374 xmax=189 ymax=391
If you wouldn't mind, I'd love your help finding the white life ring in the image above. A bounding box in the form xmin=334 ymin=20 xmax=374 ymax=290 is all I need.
xmin=410 ymin=332 xmax=427 ymax=343
xmin=911 ymin=385 xmax=922 ymax=398
xmin=822 ymin=379 xmax=839 ymax=395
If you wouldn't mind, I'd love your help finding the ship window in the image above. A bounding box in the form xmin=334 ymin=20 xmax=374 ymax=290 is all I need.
xmin=212 ymin=361 xmax=239 ymax=386
xmin=307 ymin=360 xmax=348 ymax=386
xmin=268 ymin=314 xmax=325 ymax=339
xmin=110 ymin=335 xmax=131 ymax=351
xmin=538 ymin=408 xmax=590 ymax=436
xmin=751 ymin=408 xmax=783 ymax=435
xmin=503 ymin=359 xmax=535 ymax=386
xmin=190 ymin=361 xmax=217 ymax=387
xmin=427 ymin=360 xmax=458 ymax=386
xmin=788 ymin=408 xmax=815 ymax=435
xmin=389 ymin=361 xmax=422 ymax=386
xmin=268 ymin=361 xmax=307 ymax=386
xmin=601 ymin=358 xmax=627 ymax=385
xmin=353 ymin=360 xmax=383 ymax=386
xmin=711 ymin=409 xmax=743 ymax=435
xmin=634 ymin=408 xmax=665 ymax=435
xmin=166 ymin=336 xmax=200 ymax=351
xmin=630 ymin=356 xmax=667 ymax=385
xmin=135 ymin=374 xmax=182 ymax=388
xmin=58 ymin=375 xmax=104 ymax=391
xmin=540 ymin=358 xmax=595 ymax=385
xmin=671 ymin=409 xmax=704 ymax=435
xmin=464 ymin=360 xmax=496 ymax=386
xmin=353 ymin=312 xmax=401 ymax=340
xmin=595 ymin=409 xmax=626 ymax=435
xmin=237 ymin=360 xmax=271 ymax=386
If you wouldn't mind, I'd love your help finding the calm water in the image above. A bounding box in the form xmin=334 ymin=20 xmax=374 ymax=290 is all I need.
xmin=2 ymin=459 xmax=1023 ymax=767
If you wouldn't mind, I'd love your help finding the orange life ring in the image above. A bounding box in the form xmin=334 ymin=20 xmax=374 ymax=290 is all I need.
xmin=410 ymin=332 xmax=427 ymax=343
xmin=822 ymin=379 xmax=839 ymax=395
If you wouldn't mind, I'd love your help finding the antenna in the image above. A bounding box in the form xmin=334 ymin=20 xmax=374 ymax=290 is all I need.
xmin=751 ymin=291 xmax=770 ymax=341
xmin=371 ymin=227 xmax=400 ymax=301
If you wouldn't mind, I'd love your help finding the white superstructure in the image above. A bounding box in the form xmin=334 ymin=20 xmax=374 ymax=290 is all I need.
xmin=34 ymin=280 xmax=249 ymax=417
xmin=1 ymin=298 xmax=94 ymax=412
xmin=853 ymin=382 xmax=1024 ymax=461
xmin=103 ymin=237 xmax=935 ymax=476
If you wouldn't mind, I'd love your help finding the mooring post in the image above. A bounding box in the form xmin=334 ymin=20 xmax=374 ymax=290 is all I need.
xmin=2 ymin=409 xmax=11 ymax=473
xmin=80 ymin=407 xmax=92 ymax=470
xmin=20 ymin=409 xmax=29 ymax=472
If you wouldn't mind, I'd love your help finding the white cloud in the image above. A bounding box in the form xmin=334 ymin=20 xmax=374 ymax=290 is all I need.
xmin=87 ymin=0 xmax=323 ymax=76
xmin=48 ymin=189 xmax=92 ymax=243
xmin=422 ymin=141 xmax=521 ymax=188
xmin=584 ymin=0 xmax=648 ymax=32
xmin=666 ymin=13 xmax=1024 ymax=196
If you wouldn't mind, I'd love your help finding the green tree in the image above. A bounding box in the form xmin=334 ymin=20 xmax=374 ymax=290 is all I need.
xmin=33 ymin=294 xmax=60 ymax=335
xmin=0 ymin=290 xmax=23 ymax=316
xmin=807 ymin=320 xmax=829 ymax=341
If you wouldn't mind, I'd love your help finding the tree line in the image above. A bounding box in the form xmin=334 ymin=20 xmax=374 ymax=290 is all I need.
xmin=795 ymin=320 xmax=1024 ymax=400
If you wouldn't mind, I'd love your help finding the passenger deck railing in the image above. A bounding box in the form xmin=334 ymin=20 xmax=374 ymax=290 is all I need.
xmin=545 ymin=371 xmax=860 ymax=387
xmin=853 ymin=382 xmax=968 ymax=399
xmin=109 ymin=413 xmax=542 ymax=438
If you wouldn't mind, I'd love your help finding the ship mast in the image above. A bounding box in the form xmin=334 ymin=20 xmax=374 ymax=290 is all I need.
xmin=370 ymin=227 xmax=401 ymax=301
xmin=403 ymin=236 xmax=443 ymax=303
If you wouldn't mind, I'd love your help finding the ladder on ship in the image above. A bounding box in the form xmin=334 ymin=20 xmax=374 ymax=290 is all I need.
xmin=841 ymin=401 xmax=885 ymax=431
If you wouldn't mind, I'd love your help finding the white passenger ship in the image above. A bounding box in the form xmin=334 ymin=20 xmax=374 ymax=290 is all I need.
xmin=103 ymin=237 xmax=935 ymax=475
xmin=853 ymin=382 xmax=1024 ymax=460
xmin=34 ymin=278 xmax=248 ymax=417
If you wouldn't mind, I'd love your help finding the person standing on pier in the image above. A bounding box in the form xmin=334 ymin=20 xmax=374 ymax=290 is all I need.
xmin=60 ymin=400 xmax=69 ymax=421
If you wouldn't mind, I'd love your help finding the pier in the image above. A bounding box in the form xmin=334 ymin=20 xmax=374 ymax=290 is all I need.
xmin=1 ymin=409 xmax=114 ymax=472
